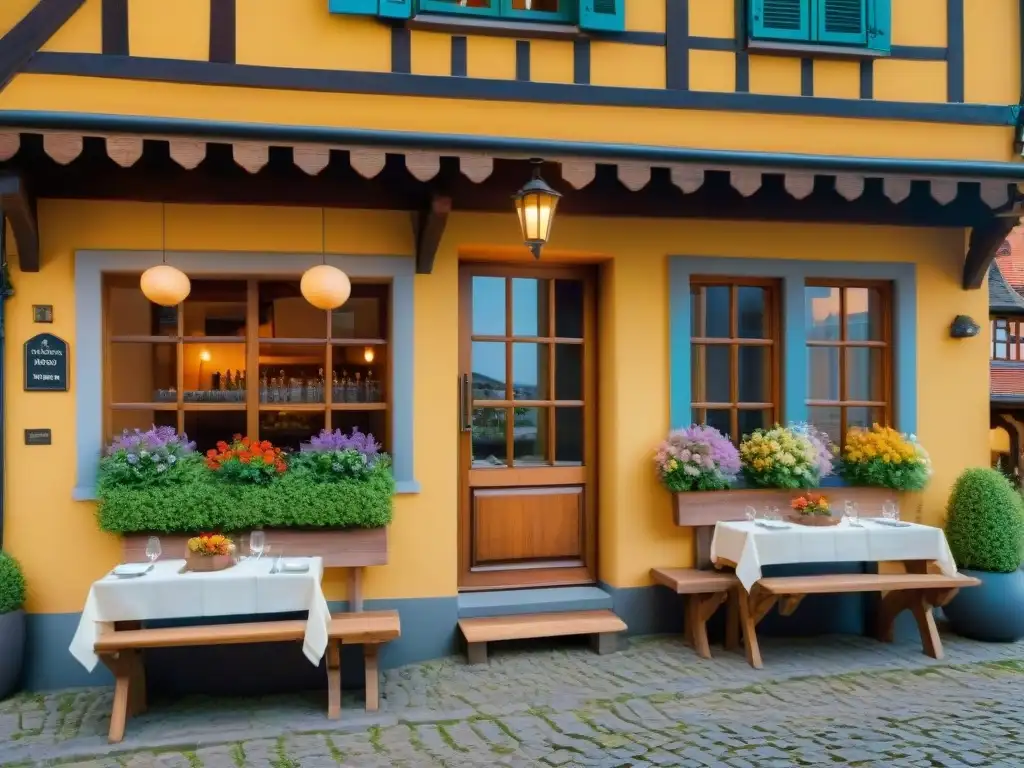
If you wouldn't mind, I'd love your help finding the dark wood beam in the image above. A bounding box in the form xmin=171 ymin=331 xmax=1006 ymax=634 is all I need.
xmin=0 ymin=0 xmax=86 ymax=93
xmin=0 ymin=172 xmax=38 ymax=272
xmin=964 ymin=217 xmax=1016 ymax=289
xmin=413 ymin=195 xmax=452 ymax=275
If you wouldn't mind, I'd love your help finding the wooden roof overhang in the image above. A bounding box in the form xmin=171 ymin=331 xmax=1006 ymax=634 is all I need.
xmin=0 ymin=112 xmax=1022 ymax=281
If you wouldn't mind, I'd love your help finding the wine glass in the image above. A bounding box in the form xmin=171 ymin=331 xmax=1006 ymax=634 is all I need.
xmin=845 ymin=500 xmax=861 ymax=527
xmin=882 ymin=500 xmax=899 ymax=521
xmin=145 ymin=536 xmax=162 ymax=565
xmin=744 ymin=505 xmax=758 ymax=522
xmin=250 ymin=530 xmax=266 ymax=560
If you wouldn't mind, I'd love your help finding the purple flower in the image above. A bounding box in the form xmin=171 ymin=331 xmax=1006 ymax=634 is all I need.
xmin=789 ymin=422 xmax=835 ymax=478
xmin=304 ymin=428 xmax=381 ymax=460
xmin=655 ymin=424 xmax=741 ymax=492
xmin=106 ymin=426 xmax=195 ymax=458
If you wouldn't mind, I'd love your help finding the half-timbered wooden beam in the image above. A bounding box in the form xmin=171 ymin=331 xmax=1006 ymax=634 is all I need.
xmin=0 ymin=172 xmax=38 ymax=272
xmin=0 ymin=0 xmax=86 ymax=93
xmin=412 ymin=194 xmax=452 ymax=275
xmin=963 ymin=216 xmax=1016 ymax=289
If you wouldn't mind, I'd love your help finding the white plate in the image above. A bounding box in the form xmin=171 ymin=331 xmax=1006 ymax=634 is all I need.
xmin=755 ymin=520 xmax=791 ymax=530
xmin=111 ymin=563 xmax=152 ymax=578
xmin=279 ymin=561 xmax=310 ymax=573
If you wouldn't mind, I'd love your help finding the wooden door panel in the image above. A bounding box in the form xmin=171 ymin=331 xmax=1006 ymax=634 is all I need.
xmin=472 ymin=487 xmax=583 ymax=566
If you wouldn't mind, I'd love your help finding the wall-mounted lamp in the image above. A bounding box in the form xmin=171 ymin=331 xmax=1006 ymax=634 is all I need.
xmin=513 ymin=159 xmax=562 ymax=260
xmin=363 ymin=346 xmax=375 ymax=363
xmin=950 ymin=315 xmax=981 ymax=339
xmin=199 ymin=349 xmax=212 ymax=363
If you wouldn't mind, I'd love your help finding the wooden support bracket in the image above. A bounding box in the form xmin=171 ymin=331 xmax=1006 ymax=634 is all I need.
xmin=0 ymin=172 xmax=39 ymax=272
xmin=963 ymin=216 xmax=1015 ymax=289
xmin=412 ymin=194 xmax=452 ymax=274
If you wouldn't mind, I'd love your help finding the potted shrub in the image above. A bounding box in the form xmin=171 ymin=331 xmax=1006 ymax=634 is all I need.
xmin=0 ymin=553 xmax=26 ymax=698
xmin=942 ymin=467 xmax=1024 ymax=642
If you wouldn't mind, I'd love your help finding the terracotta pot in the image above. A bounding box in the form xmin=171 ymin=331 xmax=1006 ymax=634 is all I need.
xmin=186 ymin=553 xmax=234 ymax=572
xmin=788 ymin=514 xmax=842 ymax=527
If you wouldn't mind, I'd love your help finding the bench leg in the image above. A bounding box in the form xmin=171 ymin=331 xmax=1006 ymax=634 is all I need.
xmin=326 ymin=641 xmax=341 ymax=721
xmin=349 ymin=568 xmax=364 ymax=613
xmin=877 ymin=590 xmax=910 ymax=644
xmin=590 ymin=632 xmax=621 ymax=655
xmin=364 ymin=645 xmax=380 ymax=711
xmin=736 ymin=589 xmax=763 ymax=670
xmin=102 ymin=653 xmax=133 ymax=744
xmin=725 ymin=589 xmax=740 ymax=653
xmin=466 ymin=641 xmax=487 ymax=665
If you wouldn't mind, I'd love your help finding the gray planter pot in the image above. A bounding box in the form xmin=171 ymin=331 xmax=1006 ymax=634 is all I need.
xmin=0 ymin=609 xmax=25 ymax=698
xmin=944 ymin=568 xmax=1024 ymax=643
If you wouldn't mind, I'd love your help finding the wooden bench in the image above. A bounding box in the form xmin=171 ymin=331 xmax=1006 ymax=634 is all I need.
xmin=736 ymin=571 xmax=980 ymax=669
xmin=458 ymin=610 xmax=626 ymax=664
xmin=95 ymin=610 xmax=401 ymax=743
xmin=651 ymin=568 xmax=740 ymax=659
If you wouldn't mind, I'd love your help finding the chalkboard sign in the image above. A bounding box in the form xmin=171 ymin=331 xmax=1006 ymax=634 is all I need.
xmin=24 ymin=333 xmax=69 ymax=391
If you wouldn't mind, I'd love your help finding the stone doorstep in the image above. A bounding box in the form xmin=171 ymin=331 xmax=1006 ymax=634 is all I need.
xmin=456 ymin=586 xmax=613 ymax=619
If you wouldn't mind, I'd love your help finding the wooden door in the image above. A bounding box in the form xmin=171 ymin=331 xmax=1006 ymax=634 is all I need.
xmin=458 ymin=264 xmax=597 ymax=590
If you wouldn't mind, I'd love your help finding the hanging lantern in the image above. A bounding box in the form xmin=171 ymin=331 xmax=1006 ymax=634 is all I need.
xmin=513 ymin=159 xmax=562 ymax=260
xmin=140 ymin=264 xmax=191 ymax=307
xmin=301 ymin=264 xmax=352 ymax=310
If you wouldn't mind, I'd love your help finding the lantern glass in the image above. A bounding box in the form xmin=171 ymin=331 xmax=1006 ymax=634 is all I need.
xmin=516 ymin=190 xmax=560 ymax=245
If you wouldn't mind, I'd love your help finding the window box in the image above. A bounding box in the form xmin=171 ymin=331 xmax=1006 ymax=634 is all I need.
xmin=672 ymin=487 xmax=921 ymax=527
xmin=122 ymin=527 xmax=388 ymax=568
xmin=748 ymin=0 xmax=891 ymax=56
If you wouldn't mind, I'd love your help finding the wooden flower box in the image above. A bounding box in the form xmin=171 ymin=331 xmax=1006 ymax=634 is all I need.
xmin=123 ymin=527 xmax=388 ymax=568
xmin=673 ymin=487 xmax=921 ymax=527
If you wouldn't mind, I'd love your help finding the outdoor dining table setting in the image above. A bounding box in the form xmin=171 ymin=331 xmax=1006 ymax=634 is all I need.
xmin=704 ymin=502 xmax=978 ymax=669
xmin=69 ymin=534 xmax=332 ymax=674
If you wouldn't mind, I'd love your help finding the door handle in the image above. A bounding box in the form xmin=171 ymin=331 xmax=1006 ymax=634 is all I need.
xmin=459 ymin=374 xmax=473 ymax=432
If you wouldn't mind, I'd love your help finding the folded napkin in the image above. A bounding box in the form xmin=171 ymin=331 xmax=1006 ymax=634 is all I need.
xmin=279 ymin=561 xmax=310 ymax=573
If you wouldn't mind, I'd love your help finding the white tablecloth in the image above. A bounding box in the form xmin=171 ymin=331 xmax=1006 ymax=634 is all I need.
xmin=69 ymin=556 xmax=331 ymax=672
xmin=711 ymin=519 xmax=959 ymax=591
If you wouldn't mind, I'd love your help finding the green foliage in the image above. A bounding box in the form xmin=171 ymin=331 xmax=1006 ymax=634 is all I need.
xmin=839 ymin=458 xmax=930 ymax=491
xmin=97 ymin=463 xmax=394 ymax=534
xmin=99 ymin=453 xmax=204 ymax=490
xmin=944 ymin=468 xmax=1024 ymax=573
xmin=289 ymin=450 xmax=388 ymax=483
xmin=0 ymin=553 xmax=26 ymax=614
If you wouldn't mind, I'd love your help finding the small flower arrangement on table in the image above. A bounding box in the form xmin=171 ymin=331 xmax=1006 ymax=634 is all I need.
xmin=739 ymin=425 xmax=820 ymax=489
xmin=789 ymin=493 xmax=838 ymax=526
xmin=840 ymin=424 xmax=931 ymax=491
xmin=206 ymin=435 xmax=286 ymax=484
xmin=185 ymin=533 xmax=235 ymax=572
xmin=655 ymin=425 xmax=741 ymax=492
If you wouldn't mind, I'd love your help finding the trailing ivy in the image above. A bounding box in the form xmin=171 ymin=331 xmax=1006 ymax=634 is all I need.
xmin=97 ymin=463 xmax=394 ymax=534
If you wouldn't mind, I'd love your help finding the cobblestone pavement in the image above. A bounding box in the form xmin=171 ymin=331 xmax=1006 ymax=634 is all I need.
xmin=3 ymin=632 xmax=1024 ymax=767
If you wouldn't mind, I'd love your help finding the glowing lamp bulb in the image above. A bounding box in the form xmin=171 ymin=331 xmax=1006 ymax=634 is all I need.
xmin=140 ymin=264 xmax=191 ymax=306
xmin=199 ymin=350 xmax=212 ymax=363
xmin=364 ymin=347 xmax=375 ymax=363
xmin=300 ymin=264 xmax=352 ymax=310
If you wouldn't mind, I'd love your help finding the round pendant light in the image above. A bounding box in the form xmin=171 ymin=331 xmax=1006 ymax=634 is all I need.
xmin=141 ymin=264 xmax=191 ymax=307
xmin=140 ymin=204 xmax=191 ymax=306
xmin=301 ymin=264 xmax=352 ymax=310
xmin=301 ymin=208 xmax=352 ymax=311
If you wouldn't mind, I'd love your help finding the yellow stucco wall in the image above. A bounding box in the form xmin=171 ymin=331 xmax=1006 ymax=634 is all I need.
xmin=0 ymin=0 xmax=1017 ymax=163
xmin=2 ymin=200 xmax=989 ymax=614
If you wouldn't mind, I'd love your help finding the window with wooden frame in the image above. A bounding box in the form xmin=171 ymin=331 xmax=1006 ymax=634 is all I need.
xmin=690 ymin=278 xmax=780 ymax=443
xmin=104 ymin=276 xmax=390 ymax=453
xmin=992 ymin=317 xmax=1023 ymax=361
xmin=804 ymin=281 xmax=892 ymax=448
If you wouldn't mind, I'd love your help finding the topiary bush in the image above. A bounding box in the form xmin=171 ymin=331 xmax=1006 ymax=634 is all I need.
xmin=944 ymin=468 xmax=1024 ymax=573
xmin=0 ymin=553 xmax=26 ymax=614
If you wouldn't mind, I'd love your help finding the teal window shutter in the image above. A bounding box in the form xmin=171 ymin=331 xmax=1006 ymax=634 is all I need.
xmin=578 ymin=0 xmax=624 ymax=32
xmin=750 ymin=0 xmax=811 ymax=42
xmin=328 ymin=0 xmax=379 ymax=14
xmin=816 ymin=0 xmax=867 ymax=45
xmin=866 ymin=0 xmax=891 ymax=53
xmin=379 ymin=0 xmax=414 ymax=19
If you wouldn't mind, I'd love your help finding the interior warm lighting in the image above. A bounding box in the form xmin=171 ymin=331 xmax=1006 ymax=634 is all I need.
xmin=199 ymin=349 xmax=212 ymax=363
xmin=140 ymin=264 xmax=191 ymax=307
xmin=363 ymin=347 xmax=375 ymax=363
xmin=513 ymin=159 xmax=562 ymax=260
